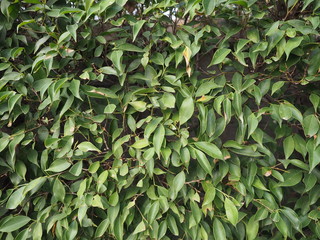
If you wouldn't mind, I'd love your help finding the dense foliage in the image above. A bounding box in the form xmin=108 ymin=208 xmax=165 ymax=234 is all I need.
xmin=1 ymin=0 xmax=320 ymax=239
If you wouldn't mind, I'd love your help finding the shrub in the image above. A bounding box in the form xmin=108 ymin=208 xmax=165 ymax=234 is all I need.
xmin=0 ymin=0 xmax=320 ymax=239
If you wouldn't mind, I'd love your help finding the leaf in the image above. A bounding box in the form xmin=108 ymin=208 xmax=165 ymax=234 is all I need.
xmin=213 ymin=218 xmax=226 ymax=240
xmin=53 ymin=178 xmax=65 ymax=202
xmin=247 ymin=28 xmax=260 ymax=43
xmin=285 ymin=37 xmax=303 ymax=60
xmin=271 ymin=81 xmax=285 ymax=95
xmin=133 ymin=20 xmax=145 ymax=42
xmin=0 ymin=216 xmax=31 ymax=232
xmin=77 ymin=141 xmax=101 ymax=152
xmin=283 ymin=135 xmax=294 ymax=159
xmin=247 ymin=113 xmax=258 ymax=138
xmin=153 ymin=124 xmax=165 ymax=157
xmin=148 ymin=201 xmax=160 ymax=224
xmin=160 ymin=92 xmax=176 ymax=108
xmin=303 ymin=115 xmax=319 ymax=137
xmin=69 ymin=161 xmax=82 ymax=176
xmin=46 ymin=160 xmax=71 ymax=172
xmin=133 ymin=221 xmax=146 ymax=235
xmin=224 ymin=198 xmax=238 ymax=226
xmin=203 ymin=182 xmax=216 ymax=206
xmin=246 ymin=216 xmax=259 ymax=240
xmin=309 ymin=145 xmax=320 ymax=173
xmin=209 ymin=48 xmax=231 ymax=66
xmin=104 ymin=104 xmax=116 ymax=113
xmin=95 ymin=219 xmax=110 ymax=238
xmin=172 ymin=171 xmax=186 ymax=195
xmin=281 ymin=207 xmax=302 ymax=233
xmin=69 ymin=79 xmax=82 ymax=100
xmin=193 ymin=142 xmax=223 ymax=159
xmin=179 ymin=97 xmax=194 ymax=125
xmin=277 ymin=169 xmax=302 ymax=187
xmin=310 ymin=93 xmax=320 ymax=112
xmin=110 ymin=50 xmax=123 ymax=73
xmin=129 ymin=101 xmax=147 ymax=112
xmin=131 ymin=138 xmax=149 ymax=149
xmin=203 ymin=0 xmax=216 ymax=16
xmin=6 ymin=187 xmax=26 ymax=209
xmin=194 ymin=149 xmax=213 ymax=176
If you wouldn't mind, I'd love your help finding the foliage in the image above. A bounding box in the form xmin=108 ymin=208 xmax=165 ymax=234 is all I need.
xmin=0 ymin=0 xmax=320 ymax=239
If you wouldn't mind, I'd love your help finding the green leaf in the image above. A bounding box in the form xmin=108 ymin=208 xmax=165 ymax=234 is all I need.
xmin=69 ymin=79 xmax=82 ymax=100
xmin=129 ymin=101 xmax=147 ymax=112
xmin=310 ymin=93 xmax=320 ymax=112
xmin=213 ymin=218 xmax=226 ymax=240
xmin=172 ymin=171 xmax=186 ymax=195
xmin=193 ymin=142 xmax=223 ymax=159
xmin=246 ymin=216 xmax=259 ymax=240
xmin=78 ymin=141 xmax=101 ymax=152
xmin=283 ymin=135 xmax=294 ymax=159
xmin=247 ymin=113 xmax=258 ymax=138
xmin=104 ymin=104 xmax=116 ymax=113
xmin=70 ymin=161 xmax=83 ymax=176
xmin=133 ymin=221 xmax=146 ymax=235
xmin=247 ymin=28 xmax=260 ymax=43
xmin=148 ymin=201 xmax=160 ymax=224
xmin=271 ymin=81 xmax=285 ymax=95
xmin=224 ymin=198 xmax=238 ymax=226
xmin=194 ymin=149 xmax=213 ymax=176
xmin=202 ymin=0 xmax=216 ymax=16
xmin=285 ymin=37 xmax=303 ymax=60
xmin=0 ymin=216 xmax=31 ymax=232
xmin=6 ymin=187 xmax=26 ymax=209
xmin=109 ymin=192 xmax=119 ymax=207
xmin=309 ymin=145 xmax=320 ymax=173
xmin=179 ymin=97 xmax=194 ymax=125
xmin=153 ymin=124 xmax=165 ymax=157
xmin=46 ymin=160 xmax=71 ymax=172
xmin=160 ymin=92 xmax=176 ymax=108
xmin=277 ymin=169 xmax=302 ymax=187
xmin=209 ymin=48 xmax=231 ymax=66
xmin=53 ymin=178 xmax=65 ymax=202
xmin=203 ymin=182 xmax=216 ymax=206
xmin=131 ymin=138 xmax=149 ymax=149
xmin=133 ymin=20 xmax=146 ymax=42
xmin=95 ymin=219 xmax=110 ymax=238
xmin=303 ymin=115 xmax=319 ymax=137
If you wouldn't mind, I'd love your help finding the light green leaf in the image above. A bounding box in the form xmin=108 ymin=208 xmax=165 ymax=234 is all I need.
xmin=193 ymin=142 xmax=223 ymax=159
xmin=6 ymin=187 xmax=26 ymax=209
xmin=246 ymin=216 xmax=259 ymax=240
xmin=78 ymin=141 xmax=101 ymax=152
xmin=213 ymin=218 xmax=226 ymax=240
xmin=202 ymin=0 xmax=216 ymax=15
xmin=194 ymin=149 xmax=213 ymax=176
xmin=179 ymin=97 xmax=194 ymax=125
xmin=209 ymin=48 xmax=231 ymax=66
xmin=172 ymin=171 xmax=186 ymax=195
xmin=153 ymin=124 xmax=165 ymax=157
xmin=131 ymin=138 xmax=149 ymax=149
xmin=277 ymin=169 xmax=302 ymax=187
xmin=224 ymin=198 xmax=238 ymax=226
xmin=53 ymin=178 xmax=65 ymax=202
xmin=133 ymin=221 xmax=146 ymax=235
xmin=0 ymin=216 xmax=31 ymax=232
xmin=283 ymin=135 xmax=294 ymax=159
xmin=46 ymin=160 xmax=71 ymax=172
xmin=285 ymin=37 xmax=303 ymax=60
xmin=303 ymin=115 xmax=319 ymax=137
xmin=133 ymin=20 xmax=146 ymax=42
xmin=104 ymin=104 xmax=116 ymax=113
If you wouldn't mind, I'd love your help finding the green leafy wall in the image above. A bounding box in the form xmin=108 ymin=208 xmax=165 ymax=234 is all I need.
xmin=0 ymin=0 xmax=320 ymax=239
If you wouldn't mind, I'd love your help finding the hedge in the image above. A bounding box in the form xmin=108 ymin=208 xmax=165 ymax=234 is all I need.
xmin=0 ymin=0 xmax=320 ymax=239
